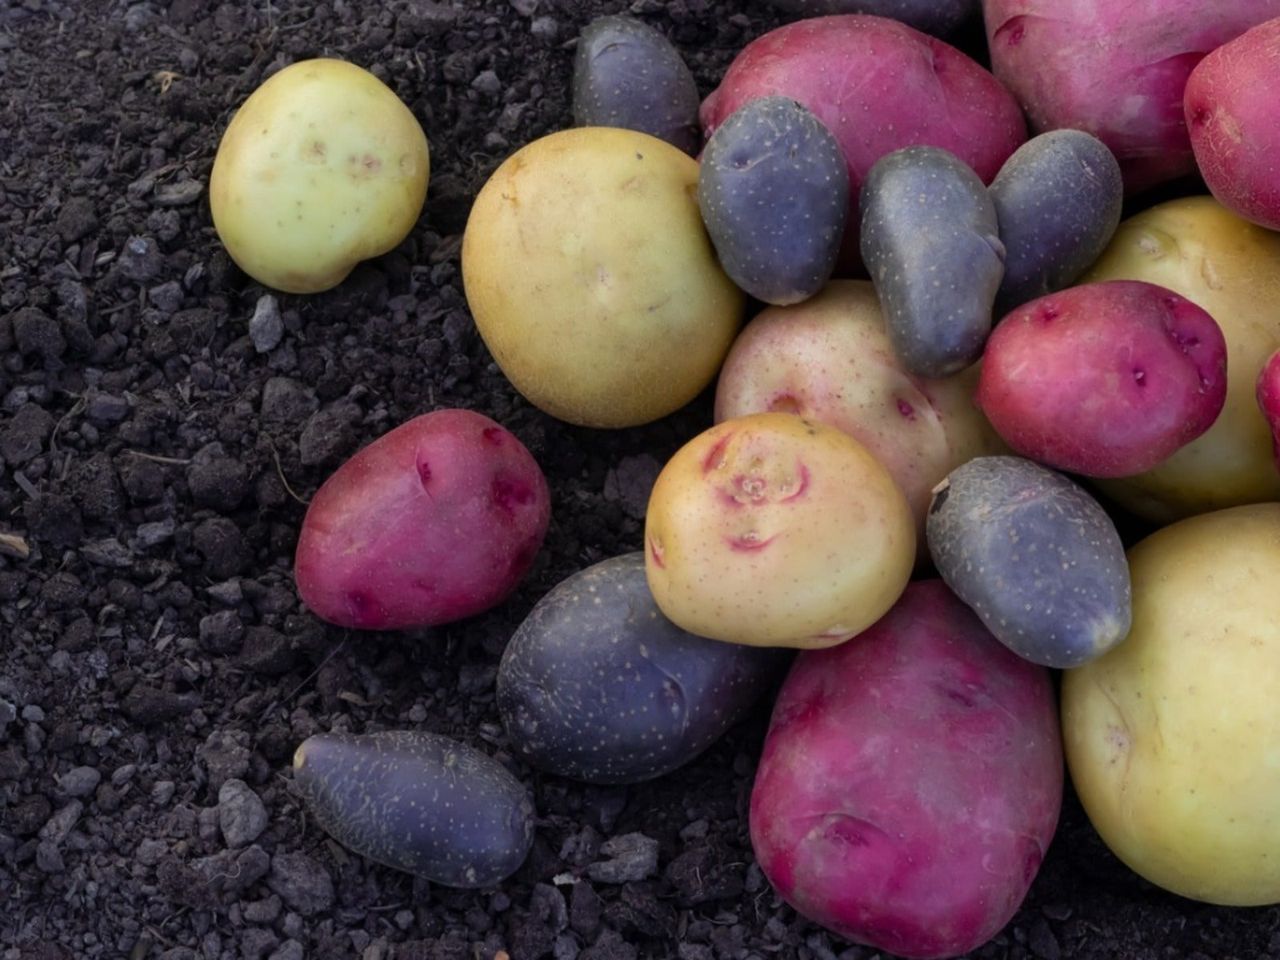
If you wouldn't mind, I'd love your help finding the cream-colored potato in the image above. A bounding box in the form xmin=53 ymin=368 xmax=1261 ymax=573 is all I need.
xmin=714 ymin=280 xmax=1006 ymax=541
xmin=462 ymin=127 xmax=744 ymax=429
xmin=644 ymin=412 xmax=915 ymax=648
xmin=1062 ymin=503 xmax=1280 ymax=905
xmin=1082 ymin=197 xmax=1280 ymax=522
xmin=209 ymin=58 xmax=430 ymax=294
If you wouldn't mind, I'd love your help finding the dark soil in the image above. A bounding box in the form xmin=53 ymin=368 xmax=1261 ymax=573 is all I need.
xmin=0 ymin=2 xmax=1276 ymax=959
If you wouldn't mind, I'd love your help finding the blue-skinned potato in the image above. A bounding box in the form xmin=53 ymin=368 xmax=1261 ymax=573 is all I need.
xmin=699 ymin=96 xmax=849 ymax=306
xmin=990 ymin=130 xmax=1123 ymax=317
xmin=498 ymin=552 xmax=785 ymax=784
xmin=860 ymin=146 xmax=1005 ymax=377
xmin=763 ymin=0 xmax=977 ymax=37
xmin=926 ymin=456 xmax=1132 ymax=668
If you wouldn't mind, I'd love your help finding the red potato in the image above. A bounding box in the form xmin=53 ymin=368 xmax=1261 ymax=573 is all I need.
xmin=294 ymin=409 xmax=550 ymax=631
xmin=983 ymin=0 xmax=1280 ymax=192
xmin=750 ymin=580 xmax=1062 ymax=960
xmin=976 ymin=281 xmax=1228 ymax=478
xmin=700 ymin=15 xmax=1025 ymax=267
xmin=1258 ymin=349 xmax=1280 ymax=472
xmin=1185 ymin=18 xmax=1280 ymax=230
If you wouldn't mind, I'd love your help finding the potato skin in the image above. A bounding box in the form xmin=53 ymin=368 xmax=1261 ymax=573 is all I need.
xmin=497 ymin=553 xmax=785 ymax=785
xmin=293 ymin=409 xmax=550 ymax=631
xmin=1082 ymin=197 xmax=1280 ymax=520
xmin=976 ymin=281 xmax=1228 ymax=478
xmin=462 ymin=127 xmax=744 ymax=429
xmin=209 ymin=58 xmax=429 ymax=294
xmin=293 ymin=731 xmax=535 ymax=888
xmin=1185 ymin=18 xmax=1280 ymax=231
xmin=698 ymin=96 xmax=849 ymax=306
xmin=572 ymin=16 xmax=700 ymax=154
xmin=765 ymin=0 xmax=977 ymax=37
xmin=644 ymin=412 xmax=915 ymax=649
xmin=1062 ymin=503 xmax=1280 ymax=905
xmin=1258 ymin=349 xmax=1280 ymax=470
xmin=714 ymin=280 xmax=1005 ymax=538
xmin=751 ymin=580 xmax=1062 ymax=960
xmin=927 ymin=456 xmax=1131 ymax=668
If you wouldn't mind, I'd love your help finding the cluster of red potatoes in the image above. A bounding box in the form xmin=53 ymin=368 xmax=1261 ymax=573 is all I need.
xmin=207 ymin=3 xmax=1280 ymax=958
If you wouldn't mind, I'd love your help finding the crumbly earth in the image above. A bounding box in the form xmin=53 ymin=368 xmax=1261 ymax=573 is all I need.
xmin=0 ymin=2 xmax=1275 ymax=959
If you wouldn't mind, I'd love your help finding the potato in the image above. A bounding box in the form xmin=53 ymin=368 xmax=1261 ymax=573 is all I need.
xmin=751 ymin=580 xmax=1062 ymax=959
xmin=976 ymin=281 xmax=1228 ymax=478
xmin=209 ymin=58 xmax=430 ymax=294
xmin=983 ymin=0 xmax=1280 ymax=192
xmin=927 ymin=456 xmax=1131 ymax=668
xmin=1258 ymin=349 xmax=1280 ymax=470
xmin=1062 ymin=503 xmax=1280 ymax=905
xmin=764 ymin=0 xmax=978 ymax=37
xmin=497 ymin=553 xmax=785 ymax=785
xmin=293 ymin=731 xmax=535 ymax=888
xmin=293 ymin=409 xmax=550 ymax=631
xmin=1185 ymin=18 xmax=1280 ymax=230
xmin=462 ymin=127 xmax=744 ymax=429
xmin=644 ymin=412 xmax=915 ymax=649
xmin=700 ymin=15 xmax=1025 ymax=269
xmin=1082 ymin=197 xmax=1280 ymax=520
xmin=989 ymin=130 xmax=1123 ymax=317
xmin=861 ymin=146 xmax=1005 ymax=378
xmin=714 ymin=280 xmax=1005 ymax=538
xmin=698 ymin=96 xmax=849 ymax=306
xmin=572 ymin=16 xmax=701 ymax=154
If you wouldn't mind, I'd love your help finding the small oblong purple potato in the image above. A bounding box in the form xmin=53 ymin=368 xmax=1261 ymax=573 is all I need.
xmin=699 ymin=96 xmax=849 ymax=305
xmin=765 ymin=0 xmax=977 ymax=37
xmin=926 ymin=456 xmax=1132 ymax=668
xmin=293 ymin=731 xmax=535 ymax=888
xmin=497 ymin=553 xmax=785 ymax=785
xmin=572 ymin=15 xmax=701 ymax=155
xmin=861 ymin=146 xmax=1005 ymax=377
xmin=990 ymin=130 xmax=1123 ymax=317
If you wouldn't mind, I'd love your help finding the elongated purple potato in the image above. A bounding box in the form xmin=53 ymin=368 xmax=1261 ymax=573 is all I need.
xmin=293 ymin=731 xmax=536 ymax=888
xmin=766 ymin=0 xmax=978 ymax=37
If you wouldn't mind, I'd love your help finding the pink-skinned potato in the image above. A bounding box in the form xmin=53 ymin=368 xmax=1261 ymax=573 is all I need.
xmin=976 ymin=281 xmax=1228 ymax=478
xmin=294 ymin=409 xmax=551 ymax=631
xmin=750 ymin=580 xmax=1062 ymax=959
xmin=1259 ymin=349 xmax=1280 ymax=472
xmin=983 ymin=0 xmax=1280 ymax=193
xmin=701 ymin=15 xmax=1025 ymax=268
xmin=1185 ymin=18 xmax=1280 ymax=230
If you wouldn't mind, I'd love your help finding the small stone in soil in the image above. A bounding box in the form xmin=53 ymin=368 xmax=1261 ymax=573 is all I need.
xmin=251 ymin=294 xmax=284 ymax=352
xmin=267 ymin=851 xmax=334 ymax=917
xmin=586 ymin=833 xmax=659 ymax=884
xmin=56 ymin=765 xmax=102 ymax=798
xmin=218 ymin=778 xmax=269 ymax=847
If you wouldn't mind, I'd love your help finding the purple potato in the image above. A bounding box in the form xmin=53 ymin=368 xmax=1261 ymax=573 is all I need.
xmin=764 ymin=0 xmax=978 ymax=36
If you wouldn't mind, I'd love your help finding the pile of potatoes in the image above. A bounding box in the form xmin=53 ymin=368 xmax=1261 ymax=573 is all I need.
xmin=206 ymin=6 xmax=1280 ymax=959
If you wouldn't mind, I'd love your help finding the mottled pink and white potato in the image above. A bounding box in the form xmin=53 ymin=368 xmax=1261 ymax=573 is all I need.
xmin=750 ymin=580 xmax=1062 ymax=960
xmin=976 ymin=281 xmax=1228 ymax=478
xmin=294 ymin=409 xmax=551 ymax=630
xmin=644 ymin=412 xmax=914 ymax=649
xmin=714 ymin=280 xmax=1004 ymax=539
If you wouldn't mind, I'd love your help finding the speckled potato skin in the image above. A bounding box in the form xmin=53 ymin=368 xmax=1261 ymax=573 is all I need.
xmin=462 ymin=127 xmax=744 ymax=429
xmin=764 ymin=0 xmax=978 ymax=37
xmin=927 ymin=456 xmax=1131 ymax=668
xmin=1257 ymin=349 xmax=1280 ymax=470
xmin=1062 ymin=503 xmax=1280 ymax=906
xmin=209 ymin=58 xmax=430 ymax=294
xmin=698 ymin=96 xmax=849 ymax=305
xmin=572 ymin=16 xmax=701 ymax=154
xmin=751 ymin=580 xmax=1062 ymax=960
xmin=644 ymin=412 xmax=915 ymax=649
xmin=293 ymin=409 xmax=551 ymax=631
xmin=1082 ymin=198 xmax=1280 ymax=521
xmin=714 ymin=280 xmax=1005 ymax=539
xmin=976 ymin=281 xmax=1228 ymax=478
xmin=497 ymin=553 xmax=786 ymax=785
xmin=293 ymin=731 xmax=535 ymax=888
xmin=990 ymin=130 xmax=1123 ymax=317
xmin=861 ymin=146 xmax=1005 ymax=377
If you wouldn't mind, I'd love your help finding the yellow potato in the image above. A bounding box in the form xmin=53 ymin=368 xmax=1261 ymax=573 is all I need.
xmin=1082 ymin=197 xmax=1280 ymax=522
xmin=209 ymin=59 xmax=430 ymax=294
xmin=462 ymin=127 xmax=744 ymax=429
xmin=1062 ymin=503 xmax=1280 ymax=905
xmin=644 ymin=412 xmax=915 ymax=648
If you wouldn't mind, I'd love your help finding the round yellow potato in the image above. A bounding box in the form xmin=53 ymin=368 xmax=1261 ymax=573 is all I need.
xmin=210 ymin=58 xmax=430 ymax=294
xmin=462 ymin=127 xmax=744 ymax=429
xmin=1082 ymin=197 xmax=1280 ymax=522
xmin=644 ymin=412 xmax=915 ymax=648
xmin=1062 ymin=503 xmax=1280 ymax=905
